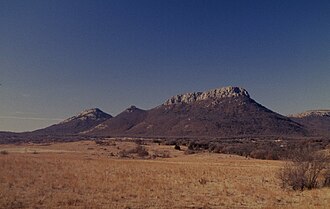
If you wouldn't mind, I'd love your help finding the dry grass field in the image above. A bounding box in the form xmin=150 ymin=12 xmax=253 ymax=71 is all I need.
xmin=0 ymin=140 xmax=329 ymax=209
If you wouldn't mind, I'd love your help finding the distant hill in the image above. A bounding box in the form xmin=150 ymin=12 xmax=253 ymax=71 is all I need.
xmin=289 ymin=110 xmax=330 ymax=136
xmin=88 ymin=86 xmax=308 ymax=138
xmin=30 ymin=108 xmax=112 ymax=136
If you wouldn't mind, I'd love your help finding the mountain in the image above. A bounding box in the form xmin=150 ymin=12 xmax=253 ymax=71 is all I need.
xmin=289 ymin=110 xmax=330 ymax=136
xmin=89 ymin=86 xmax=307 ymax=138
xmin=85 ymin=106 xmax=147 ymax=135
xmin=0 ymin=131 xmax=22 ymax=144
xmin=31 ymin=108 xmax=112 ymax=136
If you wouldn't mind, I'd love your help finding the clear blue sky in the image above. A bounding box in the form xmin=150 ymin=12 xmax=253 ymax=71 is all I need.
xmin=0 ymin=0 xmax=329 ymax=132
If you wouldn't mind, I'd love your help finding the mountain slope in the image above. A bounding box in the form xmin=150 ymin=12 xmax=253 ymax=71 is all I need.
xmin=31 ymin=108 xmax=112 ymax=136
xmin=289 ymin=110 xmax=330 ymax=136
xmin=90 ymin=86 xmax=307 ymax=137
xmin=85 ymin=106 xmax=147 ymax=135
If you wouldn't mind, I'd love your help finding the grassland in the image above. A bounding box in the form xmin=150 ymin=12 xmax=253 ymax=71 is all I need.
xmin=0 ymin=140 xmax=329 ymax=208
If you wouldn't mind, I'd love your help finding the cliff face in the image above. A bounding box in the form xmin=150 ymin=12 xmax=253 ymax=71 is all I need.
xmin=164 ymin=86 xmax=249 ymax=105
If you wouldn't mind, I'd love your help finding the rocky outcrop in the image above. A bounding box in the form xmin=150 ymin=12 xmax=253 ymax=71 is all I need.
xmin=164 ymin=86 xmax=249 ymax=105
xmin=61 ymin=108 xmax=111 ymax=123
xmin=125 ymin=105 xmax=139 ymax=113
xmin=289 ymin=110 xmax=330 ymax=118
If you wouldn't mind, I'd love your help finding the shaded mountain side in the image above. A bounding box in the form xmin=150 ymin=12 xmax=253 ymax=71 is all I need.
xmin=30 ymin=108 xmax=112 ymax=136
xmin=85 ymin=106 xmax=147 ymax=135
xmin=89 ymin=87 xmax=308 ymax=137
xmin=0 ymin=131 xmax=21 ymax=138
xmin=0 ymin=131 xmax=27 ymax=144
xmin=289 ymin=110 xmax=330 ymax=136
xmin=0 ymin=131 xmax=17 ymax=135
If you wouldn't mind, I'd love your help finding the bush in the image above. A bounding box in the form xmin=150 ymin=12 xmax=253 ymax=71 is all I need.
xmin=152 ymin=139 xmax=162 ymax=144
xmin=324 ymin=170 xmax=330 ymax=187
xmin=0 ymin=150 xmax=8 ymax=155
xmin=152 ymin=150 xmax=170 ymax=158
xmin=118 ymin=149 xmax=129 ymax=158
xmin=250 ymin=149 xmax=268 ymax=160
xmin=134 ymin=139 xmax=144 ymax=145
xmin=184 ymin=149 xmax=196 ymax=155
xmin=165 ymin=139 xmax=177 ymax=146
xmin=95 ymin=140 xmax=115 ymax=146
xmin=249 ymin=149 xmax=280 ymax=160
xmin=208 ymin=143 xmax=223 ymax=153
xmin=279 ymin=148 xmax=330 ymax=190
xmin=118 ymin=145 xmax=149 ymax=158
xmin=174 ymin=144 xmax=181 ymax=150
xmin=134 ymin=145 xmax=149 ymax=157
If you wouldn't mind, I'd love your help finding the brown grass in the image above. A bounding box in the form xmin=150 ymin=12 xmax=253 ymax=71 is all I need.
xmin=0 ymin=141 xmax=329 ymax=209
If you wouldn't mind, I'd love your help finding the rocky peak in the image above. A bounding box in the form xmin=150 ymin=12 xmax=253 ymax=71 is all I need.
xmin=164 ymin=86 xmax=250 ymax=105
xmin=60 ymin=108 xmax=112 ymax=123
xmin=78 ymin=108 xmax=102 ymax=116
xmin=289 ymin=110 xmax=330 ymax=118
xmin=125 ymin=105 xmax=138 ymax=113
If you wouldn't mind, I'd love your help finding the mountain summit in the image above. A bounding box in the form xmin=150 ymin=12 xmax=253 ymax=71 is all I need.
xmin=60 ymin=108 xmax=111 ymax=124
xmin=164 ymin=86 xmax=249 ymax=105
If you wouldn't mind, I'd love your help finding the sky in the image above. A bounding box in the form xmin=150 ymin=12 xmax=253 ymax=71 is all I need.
xmin=0 ymin=0 xmax=329 ymax=132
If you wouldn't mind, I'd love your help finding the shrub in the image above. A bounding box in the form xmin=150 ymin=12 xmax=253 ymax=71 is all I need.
xmin=165 ymin=139 xmax=177 ymax=146
xmin=184 ymin=149 xmax=196 ymax=155
xmin=134 ymin=145 xmax=149 ymax=157
xmin=174 ymin=144 xmax=181 ymax=150
xmin=250 ymin=149 xmax=268 ymax=160
xmin=118 ymin=145 xmax=149 ymax=158
xmin=279 ymin=148 xmax=330 ymax=190
xmin=118 ymin=149 xmax=129 ymax=158
xmin=152 ymin=139 xmax=162 ymax=144
xmin=198 ymin=178 xmax=207 ymax=185
xmin=208 ymin=143 xmax=223 ymax=153
xmin=249 ymin=149 xmax=280 ymax=160
xmin=266 ymin=151 xmax=280 ymax=160
xmin=324 ymin=170 xmax=330 ymax=187
xmin=0 ymin=150 xmax=8 ymax=155
xmin=134 ymin=139 xmax=144 ymax=145
xmin=187 ymin=141 xmax=197 ymax=150
xmin=152 ymin=150 xmax=170 ymax=158
xmin=95 ymin=140 xmax=115 ymax=146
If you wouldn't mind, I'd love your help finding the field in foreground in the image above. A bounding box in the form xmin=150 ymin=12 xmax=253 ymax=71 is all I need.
xmin=0 ymin=140 xmax=329 ymax=209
